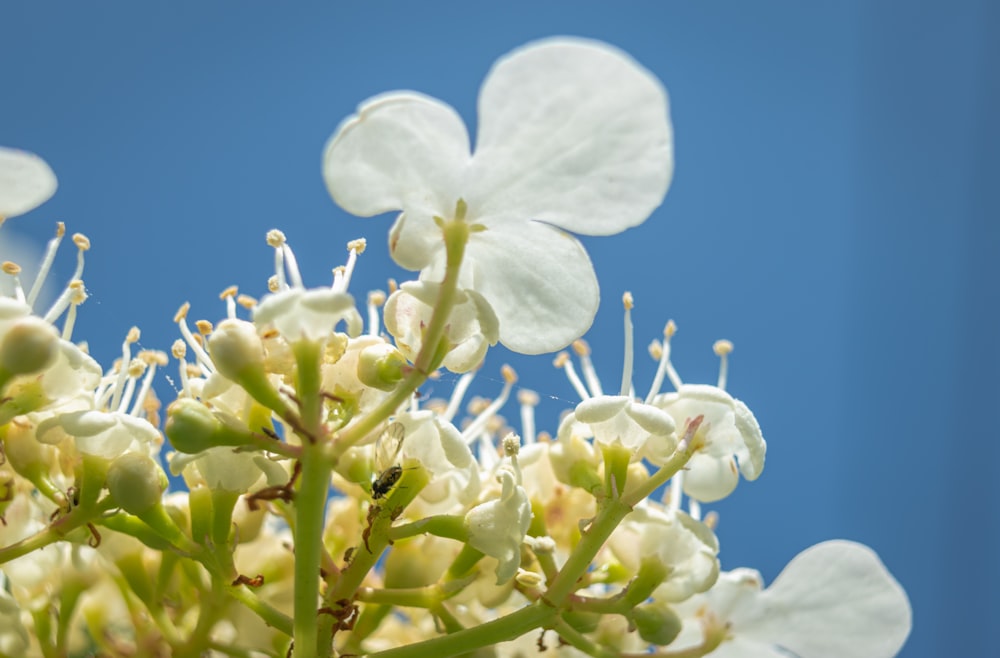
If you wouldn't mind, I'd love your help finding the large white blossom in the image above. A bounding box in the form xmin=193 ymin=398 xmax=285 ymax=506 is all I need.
xmin=672 ymin=540 xmax=911 ymax=658
xmin=323 ymin=38 xmax=672 ymax=354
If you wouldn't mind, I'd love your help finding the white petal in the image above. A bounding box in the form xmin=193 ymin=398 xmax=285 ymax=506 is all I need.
xmin=323 ymin=93 xmax=470 ymax=271
xmin=0 ymin=148 xmax=57 ymax=218
xmin=463 ymin=220 xmax=598 ymax=354
xmin=737 ymin=540 xmax=912 ymax=658
xmin=733 ymin=398 xmax=766 ymax=480
xmin=468 ymin=38 xmax=672 ymax=236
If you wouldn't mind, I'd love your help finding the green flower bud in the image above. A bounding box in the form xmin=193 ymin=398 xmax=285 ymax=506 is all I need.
xmin=164 ymin=398 xmax=255 ymax=454
xmin=107 ymin=452 xmax=167 ymax=515
xmin=356 ymin=342 xmax=406 ymax=391
xmin=631 ymin=601 xmax=682 ymax=646
xmin=0 ymin=317 xmax=58 ymax=378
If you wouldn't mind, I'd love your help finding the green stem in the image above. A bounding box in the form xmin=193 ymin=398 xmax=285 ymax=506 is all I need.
xmin=543 ymin=497 xmax=632 ymax=606
xmin=0 ymin=497 xmax=115 ymax=564
xmin=331 ymin=215 xmax=471 ymax=458
xmin=622 ymin=420 xmax=703 ymax=507
xmin=364 ymin=603 xmax=554 ymax=658
xmin=225 ymin=584 xmax=294 ymax=636
xmin=552 ymin=616 xmax=616 ymax=658
xmin=387 ymin=514 xmax=468 ymax=542
xmin=292 ymin=444 xmax=332 ymax=657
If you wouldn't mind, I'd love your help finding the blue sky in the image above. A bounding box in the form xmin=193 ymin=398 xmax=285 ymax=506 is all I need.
xmin=2 ymin=2 xmax=997 ymax=656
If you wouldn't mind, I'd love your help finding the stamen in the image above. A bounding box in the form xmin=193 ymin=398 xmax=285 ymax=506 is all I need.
xmin=337 ymin=238 xmax=366 ymax=292
xmin=554 ymin=351 xmax=590 ymax=401
xmin=645 ymin=320 xmax=681 ymax=403
xmin=281 ymin=243 xmax=303 ymax=289
xmin=70 ymin=233 xmax=90 ymax=282
xmin=172 ymin=339 xmax=192 ymax=397
xmin=475 ymin=431 xmax=500 ymax=470
xmin=502 ymin=432 xmax=523 ymax=485
xmin=174 ymin=303 xmax=215 ymax=374
xmin=110 ymin=328 xmax=140 ymax=412
xmin=266 ymin=230 xmax=288 ymax=290
xmin=620 ymin=292 xmax=634 ymax=397
xmin=367 ymin=290 xmax=386 ymax=337
xmin=572 ymin=340 xmax=603 ymax=397
xmin=688 ymin=498 xmax=702 ymax=522
xmin=713 ymin=339 xmax=733 ymax=390
xmin=2 ymin=262 xmax=25 ymax=303
xmin=517 ymin=389 xmax=539 ymax=445
xmin=117 ymin=358 xmax=145 ymax=414
xmin=387 ymin=278 xmax=398 ymax=295
xmin=129 ymin=352 xmax=163 ymax=417
xmin=237 ymin=294 xmax=257 ymax=311
xmin=461 ymin=365 xmax=516 ymax=443
xmin=703 ymin=510 xmax=719 ymax=531
xmin=43 ymin=279 xmax=84 ymax=326
xmin=220 ymin=286 xmax=239 ymax=320
xmin=443 ymin=371 xmax=477 ymax=422
xmin=26 ymin=222 xmax=65 ymax=309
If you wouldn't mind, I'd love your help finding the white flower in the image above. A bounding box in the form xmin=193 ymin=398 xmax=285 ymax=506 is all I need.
xmin=655 ymin=384 xmax=765 ymax=502
xmin=36 ymin=409 xmax=160 ymax=460
xmin=609 ymin=505 xmax=719 ymax=602
xmin=394 ymin=410 xmax=480 ymax=513
xmin=0 ymin=147 xmax=57 ymax=219
xmin=465 ymin=469 xmax=532 ymax=584
xmin=383 ymin=280 xmax=499 ymax=373
xmin=671 ymin=540 xmax=912 ymax=658
xmin=560 ymin=395 xmax=677 ymax=464
xmin=323 ymin=38 xmax=672 ymax=354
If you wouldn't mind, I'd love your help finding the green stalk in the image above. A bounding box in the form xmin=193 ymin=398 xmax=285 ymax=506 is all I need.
xmin=292 ymin=443 xmax=332 ymax=657
xmin=330 ymin=213 xmax=471 ymax=458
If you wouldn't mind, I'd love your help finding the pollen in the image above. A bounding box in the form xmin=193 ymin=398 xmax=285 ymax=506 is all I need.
xmin=171 ymin=339 xmax=187 ymax=359
xmin=2 ymin=261 xmax=21 ymax=275
xmin=368 ymin=290 xmax=386 ymax=307
xmin=622 ymin=291 xmax=634 ymax=310
xmin=713 ymin=340 xmax=733 ymax=356
xmin=219 ymin=285 xmax=238 ymax=300
xmin=126 ymin=326 xmax=141 ymax=344
xmin=237 ymin=294 xmax=257 ymax=310
xmin=195 ymin=320 xmax=213 ymax=335
xmin=501 ymin=364 xmax=517 ymax=385
xmin=174 ymin=302 xmax=191 ymax=323
xmin=347 ymin=238 xmax=367 ymax=254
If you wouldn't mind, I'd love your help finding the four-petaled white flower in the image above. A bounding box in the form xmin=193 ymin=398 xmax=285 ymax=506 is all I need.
xmin=0 ymin=147 xmax=57 ymax=219
xmin=323 ymin=38 xmax=673 ymax=354
xmin=671 ymin=540 xmax=912 ymax=658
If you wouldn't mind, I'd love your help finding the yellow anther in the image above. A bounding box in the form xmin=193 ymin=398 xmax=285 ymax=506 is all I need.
xmin=127 ymin=358 xmax=146 ymax=378
xmin=347 ymin=238 xmax=367 ymax=254
xmin=236 ymin=294 xmax=257 ymax=309
xmin=622 ymin=291 xmax=634 ymax=310
xmin=171 ymin=339 xmax=187 ymax=359
xmin=664 ymin=320 xmax=677 ymax=338
xmin=266 ymin=229 xmax=286 ymax=247
xmin=553 ymin=352 xmax=570 ymax=368
xmin=174 ymin=302 xmax=191 ymax=323
xmin=1 ymin=262 xmax=21 ymax=275
xmin=517 ymin=389 xmax=539 ymax=406
xmin=501 ymin=364 xmax=517 ymax=385
xmin=126 ymin=326 xmax=141 ymax=343
xmin=572 ymin=339 xmax=590 ymax=357
xmin=368 ymin=290 xmax=386 ymax=307
xmin=219 ymin=285 xmax=238 ymax=300
xmin=195 ymin=320 xmax=213 ymax=335
xmin=713 ymin=339 xmax=734 ymax=356
xmin=502 ymin=433 xmax=521 ymax=457
xmin=72 ymin=233 xmax=91 ymax=251
xmin=267 ymin=275 xmax=280 ymax=292
xmin=648 ymin=339 xmax=663 ymax=360
xmin=387 ymin=278 xmax=398 ymax=294
xmin=55 ymin=222 xmax=65 ymax=238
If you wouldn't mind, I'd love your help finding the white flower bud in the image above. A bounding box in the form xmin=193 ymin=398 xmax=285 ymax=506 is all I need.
xmin=207 ymin=319 xmax=266 ymax=383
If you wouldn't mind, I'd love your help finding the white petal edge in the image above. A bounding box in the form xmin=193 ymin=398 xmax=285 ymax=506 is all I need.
xmin=0 ymin=147 xmax=57 ymax=218
xmin=468 ymin=37 xmax=672 ymax=236
xmin=737 ymin=540 xmax=912 ymax=658
xmin=460 ymin=219 xmax=598 ymax=354
xmin=323 ymin=92 xmax=469 ymax=220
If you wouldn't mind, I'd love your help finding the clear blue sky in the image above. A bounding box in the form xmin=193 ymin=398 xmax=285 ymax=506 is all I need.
xmin=2 ymin=2 xmax=997 ymax=656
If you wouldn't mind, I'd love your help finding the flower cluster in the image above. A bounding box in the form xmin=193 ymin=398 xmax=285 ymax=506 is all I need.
xmin=0 ymin=38 xmax=910 ymax=658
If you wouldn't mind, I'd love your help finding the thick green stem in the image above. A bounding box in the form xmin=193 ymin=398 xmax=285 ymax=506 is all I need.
xmin=292 ymin=444 xmax=332 ymax=657
xmin=0 ymin=497 xmax=115 ymax=564
xmin=623 ymin=419 xmax=703 ymax=508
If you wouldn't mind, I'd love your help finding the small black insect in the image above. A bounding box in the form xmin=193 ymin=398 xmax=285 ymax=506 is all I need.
xmin=371 ymin=422 xmax=405 ymax=500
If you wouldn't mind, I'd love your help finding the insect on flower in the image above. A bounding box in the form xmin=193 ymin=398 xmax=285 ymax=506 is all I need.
xmin=371 ymin=422 xmax=405 ymax=500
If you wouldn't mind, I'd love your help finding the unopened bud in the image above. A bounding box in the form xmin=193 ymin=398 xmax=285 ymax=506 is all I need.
xmin=356 ymin=342 xmax=406 ymax=391
xmin=0 ymin=317 xmax=58 ymax=377
xmin=207 ymin=319 xmax=288 ymax=415
xmin=164 ymin=398 xmax=256 ymax=454
xmin=631 ymin=601 xmax=682 ymax=646
xmin=107 ymin=452 xmax=167 ymax=515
